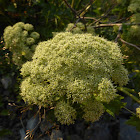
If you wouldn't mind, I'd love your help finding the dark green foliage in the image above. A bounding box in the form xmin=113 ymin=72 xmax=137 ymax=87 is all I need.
xmin=0 ymin=37 xmax=20 ymax=138
xmin=1 ymin=0 xmax=92 ymax=39
xmin=0 ymin=109 xmax=9 ymax=116
xmin=0 ymin=38 xmax=14 ymax=75
xmin=104 ymin=95 xmax=126 ymax=117
xmin=126 ymin=115 xmax=140 ymax=131
xmin=0 ymin=129 xmax=12 ymax=137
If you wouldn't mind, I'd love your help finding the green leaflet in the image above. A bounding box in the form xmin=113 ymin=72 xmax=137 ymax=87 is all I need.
xmin=0 ymin=109 xmax=9 ymax=116
xmin=126 ymin=115 xmax=140 ymax=131
xmin=104 ymin=95 xmax=126 ymax=117
xmin=0 ymin=129 xmax=12 ymax=137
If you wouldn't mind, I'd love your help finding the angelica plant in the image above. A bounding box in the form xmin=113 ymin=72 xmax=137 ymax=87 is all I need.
xmin=20 ymin=32 xmax=128 ymax=125
xmin=3 ymin=22 xmax=40 ymax=68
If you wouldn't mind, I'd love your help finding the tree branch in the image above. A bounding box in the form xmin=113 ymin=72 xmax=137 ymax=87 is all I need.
xmin=119 ymin=38 xmax=140 ymax=51
xmin=93 ymin=23 xmax=140 ymax=28
xmin=90 ymin=3 xmax=117 ymax=25
xmin=78 ymin=16 xmax=97 ymax=20
xmin=63 ymin=0 xmax=96 ymax=32
xmin=69 ymin=18 xmax=81 ymax=31
xmin=115 ymin=25 xmax=122 ymax=43
xmin=78 ymin=0 xmax=96 ymax=17
xmin=63 ymin=0 xmax=78 ymax=16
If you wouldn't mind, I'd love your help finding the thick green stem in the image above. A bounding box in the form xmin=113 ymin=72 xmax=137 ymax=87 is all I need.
xmin=117 ymin=87 xmax=140 ymax=104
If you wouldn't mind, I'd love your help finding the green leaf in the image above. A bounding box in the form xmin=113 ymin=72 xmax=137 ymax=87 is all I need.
xmin=104 ymin=95 xmax=126 ymax=117
xmin=0 ymin=96 xmax=3 ymax=107
xmin=0 ymin=129 xmax=12 ymax=136
xmin=7 ymin=4 xmax=16 ymax=12
xmin=54 ymin=96 xmax=60 ymax=101
xmin=126 ymin=115 xmax=140 ymax=131
xmin=0 ymin=102 xmax=4 ymax=107
xmin=0 ymin=109 xmax=9 ymax=116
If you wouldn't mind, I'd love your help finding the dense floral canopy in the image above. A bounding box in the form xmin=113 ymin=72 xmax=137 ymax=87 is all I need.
xmin=20 ymin=32 xmax=128 ymax=124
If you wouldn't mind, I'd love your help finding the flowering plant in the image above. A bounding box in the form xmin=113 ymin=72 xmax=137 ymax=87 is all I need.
xmin=20 ymin=31 xmax=128 ymax=125
xmin=3 ymin=22 xmax=40 ymax=68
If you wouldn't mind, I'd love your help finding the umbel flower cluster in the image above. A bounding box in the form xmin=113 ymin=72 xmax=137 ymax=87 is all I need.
xmin=136 ymin=92 xmax=140 ymax=119
xmin=20 ymin=32 xmax=129 ymax=125
xmin=65 ymin=22 xmax=95 ymax=35
xmin=4 ymin=22 xmax=40 ymax=67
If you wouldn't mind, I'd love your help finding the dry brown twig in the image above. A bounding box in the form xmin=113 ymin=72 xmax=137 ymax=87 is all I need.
xmin=63 ymin=0 xmax=78 ymax=17
xmin=114 ymin=25 xmax=140 ymax=51
xmin=119 ymin=38 xmax=140 ymax=51
xmin=78 ymin=0 xmax=96 ymax=17
xmin=93 ymin=23 xmax=140 ymax=28
xmin=24 ymin=106 xmax=42 ymax=140
xmin=78 ymin=16 xmax=97 ymax=21
xmin=115 ymin=25 xmax=122 ymax=43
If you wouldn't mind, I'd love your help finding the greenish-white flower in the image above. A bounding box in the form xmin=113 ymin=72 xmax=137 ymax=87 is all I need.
xmin=83 ymin=99 xmax=105 ymax=122
xmin=54 ymin=101 xmax=76 ymax=125
xmin=136 ymin=92 xmax=140 ymax=119
xmin=136 ymin=107 xmax=140 ymax=119
xmin=3 ymin=22 xmax=40 ymax=68
xmin=97 ymin=78 xmax=117 ymax=103
xmin=26 ymin=37 xmax=35 ymax=45
xmin=20 ymin=32 xmax=128 ymax=125
xmin=24 ymin=23 xmax=34 ymax=31
xmin=30 ymin=32 xmax=40 ymax=40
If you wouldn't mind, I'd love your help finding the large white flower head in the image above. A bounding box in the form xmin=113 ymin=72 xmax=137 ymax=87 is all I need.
xmin=20 ymin=32 xmax=129 ymax=124
xmin=3 ymin=22 xmax=40 ymax=68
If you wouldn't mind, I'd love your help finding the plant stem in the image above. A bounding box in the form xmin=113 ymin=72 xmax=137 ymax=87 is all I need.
xmin=118 ymin=87 xmax=140 ymax=104
xmin=123 ymin=106 xmax=136 ymax=115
